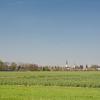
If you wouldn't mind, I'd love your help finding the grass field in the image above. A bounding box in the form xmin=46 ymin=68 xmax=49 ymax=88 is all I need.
xmin=0 ymin=71 xmax=100 ymax=87
xmin=0 ymin=71 xmax=100 ymax=100
xmin=0 ymin=85 xmax=100 ymax=100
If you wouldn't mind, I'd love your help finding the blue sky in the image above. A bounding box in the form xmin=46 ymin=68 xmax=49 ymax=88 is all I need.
xmin=0 ymin=0 xmax=100 ymax=66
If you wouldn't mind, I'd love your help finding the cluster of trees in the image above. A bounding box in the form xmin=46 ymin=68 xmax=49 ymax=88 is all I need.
xmin=0 ymin=60 xmax=39 ymax=71
xmin=0 ymin=60 xmax=100 ymax=71
xmin=0 ymin=60 xmax=17 ymax=71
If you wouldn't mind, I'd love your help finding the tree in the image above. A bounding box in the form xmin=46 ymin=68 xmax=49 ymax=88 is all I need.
xmin=80 ymin=65 xmax=83 ymax=69
xmin=0 ymin=60 xmax=4 ymax=71
xmin=10 ymin=62 xmax=17 ymax=71
xmin=28 ymin=64 xmax=39 ymax=71
xmin=3 ymin=62 xmax=9 ymax=71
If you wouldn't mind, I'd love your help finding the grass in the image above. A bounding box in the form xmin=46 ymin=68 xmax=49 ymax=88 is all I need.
xmin=0 ymin=85 xmax=100 ymax=100
xmin=0 ymin=71 xmax=100 ymax=100
xmin=0 ymin=71 xmax=100 ymax=88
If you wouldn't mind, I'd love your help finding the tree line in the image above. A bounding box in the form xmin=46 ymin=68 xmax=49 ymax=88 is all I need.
xmin=0 ymin=60 xmax=100 ymax=71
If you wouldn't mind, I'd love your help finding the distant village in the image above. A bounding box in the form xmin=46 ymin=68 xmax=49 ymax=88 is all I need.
xmin=64 ymin=60 xmax=100 ymax=71
xmin=0 ymin=59 xmax=100 ymax=71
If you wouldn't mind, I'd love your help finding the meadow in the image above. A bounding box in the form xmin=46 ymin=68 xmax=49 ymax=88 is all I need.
xmin=0 ymin=71 xmax=100 ymax=100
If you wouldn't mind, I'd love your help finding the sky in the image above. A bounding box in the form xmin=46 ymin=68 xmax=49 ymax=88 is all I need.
xmin=0 ymin=0 xmax=100 ymax=66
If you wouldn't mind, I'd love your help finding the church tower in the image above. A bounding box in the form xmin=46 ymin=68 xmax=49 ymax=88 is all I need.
xmin=65 ymin=60 xmax=68 ymax=67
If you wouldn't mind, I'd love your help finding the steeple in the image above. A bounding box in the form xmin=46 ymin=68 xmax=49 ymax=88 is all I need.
xmin=65 ymin=60 xmax=68 ymax=67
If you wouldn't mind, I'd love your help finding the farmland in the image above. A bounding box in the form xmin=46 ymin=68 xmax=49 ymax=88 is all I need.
xmin=0 ymin=71 xmax=100 ymax=100
xmin=0 ymin=85 xmax=100 ymax=100
xmin=0 ymin=71 xmax=100 ymax=87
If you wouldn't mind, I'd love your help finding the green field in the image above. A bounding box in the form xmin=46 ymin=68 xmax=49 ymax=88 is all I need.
xmin=0 ymin=85 xmax=100 ymax=100
xmin=0 ymin=71 xmax=100 ymax=100
xmin=0 ymin=71 xmax=100 ymax=87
